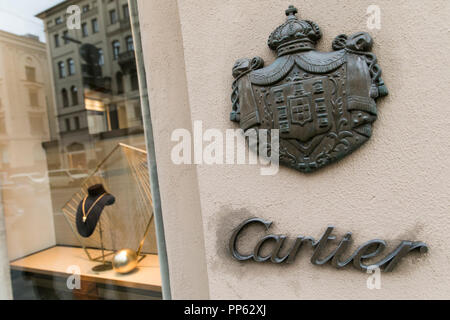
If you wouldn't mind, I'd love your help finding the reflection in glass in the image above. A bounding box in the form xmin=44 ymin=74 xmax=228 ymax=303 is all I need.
xmin=82 ymin=23 xmax=88 ymax=37
xmin=112 ymin=40 xmax=120 ymax=60
xmin=92 ymin=19 xmax=99 ymax=34
xmin=1 ymin=0 xmax=157 ymax=300
xmin=68 ymin=58 xmax=75 ymax=76
xmin=126 ymin=36 xmax=134 ymax=51
xmin=70 ymin=86 xmax=78 ymax=106
xmin=62 ymin=89 xmax=69 ymax=108
xmin=58 ymin=61 xmax=65 ymax=78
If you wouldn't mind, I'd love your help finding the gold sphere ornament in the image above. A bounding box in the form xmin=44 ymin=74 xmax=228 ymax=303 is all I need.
xmin=112 ymin=249 xmax=138 ymax=274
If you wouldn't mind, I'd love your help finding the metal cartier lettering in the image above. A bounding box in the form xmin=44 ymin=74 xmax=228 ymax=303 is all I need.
xmin=270 ymin=235 xmax=290 ymax=264
xmin=352 ymin=240 xmax=387 ymax=271
xmin=229 ymin=218 xmax=428 ymax=273
xmin=253 ymin=235 xmax=280 ymax=262
xmin=229 ymin=218 xmax=272 ymax=261
xmin=330 ymin=233 xmax=353 ymax=268
xmin=310 ymin=226 xmax=337 ymax=266
xmin=285 ymin=236 xmax=315 ymax=264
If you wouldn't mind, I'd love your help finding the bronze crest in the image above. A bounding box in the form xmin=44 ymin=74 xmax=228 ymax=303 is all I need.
xmin=231 ymin=6 xmax=388 ymax=173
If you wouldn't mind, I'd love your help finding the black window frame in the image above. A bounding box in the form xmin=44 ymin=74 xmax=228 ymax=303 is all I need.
xmin=65 ymin=118 xmax=71 ymax=131
xmin=67 ymin=58 xmax=75 ymax=76
xmin=109 ymin=9 xmax=117 ymax=24
xmin=61 ymin=88 xmax=69 ymax=108
xmin=54 ymin=34 xmax=60 ymax=48
xmin=112 ymin=40 xmax=120 ymax=60
xmin=57 ymin=61 xmax=66 ymax=78
xmin=123 ymin=4 xmax=130 ymax=20
xmin=91 ymin=18 xmax=99 ymax=33
xmin=98 ymin=48 xmax=104 ymax=65
xmin=62 ymin=30 xmax=69 ymax=44
xmin=70 ymin=86 xmax=79 ymax=106
xmin=126 ymin=36 xmax=134 ymax=51
xmin=81 ymin=23 xmax=88 ymax=37
xmin=74 ymin=116 xmax=80 ymax=130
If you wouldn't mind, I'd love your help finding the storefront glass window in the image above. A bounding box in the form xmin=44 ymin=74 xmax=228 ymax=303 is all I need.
xmin=0 ymin=0 xmax=162 ymax=300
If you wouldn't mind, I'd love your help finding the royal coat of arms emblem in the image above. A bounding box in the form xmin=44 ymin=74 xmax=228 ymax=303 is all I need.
xmin=230 ymin=6 xmax=388 ymax=173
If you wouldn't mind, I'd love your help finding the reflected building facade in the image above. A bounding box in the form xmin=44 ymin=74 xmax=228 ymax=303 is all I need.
xmin=0 ymin=0 xmax=160 ymax=300
xmin=37 ymin=0 xmax=142 ymax=170
xmin=35 ymin=0 xmax=149 ymax=253
xmin=0 ymin=30 xmax=56 ymax=260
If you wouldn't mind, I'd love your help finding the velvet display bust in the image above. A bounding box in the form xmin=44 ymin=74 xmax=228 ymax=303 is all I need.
xmin=76 ymin=184 xmax=115 ymax=238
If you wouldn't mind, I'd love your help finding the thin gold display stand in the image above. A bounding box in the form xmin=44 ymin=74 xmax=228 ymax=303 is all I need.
xmin=91 ymin=221 xmax=113 ymax=272
xmin=137 ymin=213 xmax=154 ymax=260
xmin=61 ymin=143 xmax=154 ymax=272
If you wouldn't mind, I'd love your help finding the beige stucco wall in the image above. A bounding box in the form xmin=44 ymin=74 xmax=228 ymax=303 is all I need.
xmin=139 ymin=0 xmax=450 ymax=299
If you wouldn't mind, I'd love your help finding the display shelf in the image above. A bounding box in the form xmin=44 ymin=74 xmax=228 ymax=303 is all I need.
xmin=10 ymin=246 xmax=161 ymax=292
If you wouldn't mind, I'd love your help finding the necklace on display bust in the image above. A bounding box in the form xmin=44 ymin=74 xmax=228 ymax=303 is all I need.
xmin=82 ymin=193 xmax=107 ymax=223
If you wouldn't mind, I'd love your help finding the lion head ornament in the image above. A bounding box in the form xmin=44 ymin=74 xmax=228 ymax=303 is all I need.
xmin=230 ymin=6 xmax=388 ymax=173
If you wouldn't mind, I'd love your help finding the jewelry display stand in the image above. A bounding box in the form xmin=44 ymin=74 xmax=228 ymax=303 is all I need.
xmin=91 ymin=221 xmax=113 ymax=272
xmin=61 ymin=143 xmax=155 ymax=270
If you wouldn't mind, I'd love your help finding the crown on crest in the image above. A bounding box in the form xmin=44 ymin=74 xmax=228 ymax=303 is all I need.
xmin=268 ymin=5 xmax=322 ymax=56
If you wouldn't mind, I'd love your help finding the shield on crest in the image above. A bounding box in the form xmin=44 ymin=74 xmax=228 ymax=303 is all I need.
xmin=230 ymin=6 xmax=388 ymax=173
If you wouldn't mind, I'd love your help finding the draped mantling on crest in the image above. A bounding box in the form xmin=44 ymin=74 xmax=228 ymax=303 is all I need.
xmin=249 ymin=50 xmax=347 ymax=86
xmin=234 ymin=49 xmax=380 ymax=172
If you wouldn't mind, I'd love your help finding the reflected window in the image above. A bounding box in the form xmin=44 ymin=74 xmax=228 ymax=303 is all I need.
xmin=67 ymin=142 xmax=87 ymax=169
xmin=82 ymin=5 xmax=90 ymax=13
xmin=108 ymin=104 xmax=119 ymax=130
xmin=71 ymin=86 xmax=79 ymax=106
xmin=25 ymin=66 xmax=36 ymax=82
xmin=54 ymin=34 xmax=60 ymax=48
xmin=123 ymin=4 xmax=130 ymax=20
xmin=58 ymin=61 xmax=66 ymax=78
xmin=63 ymin=30 xmax=69 ymax=44
xmin=55 ymin=17 xmax=62 ymax=25
xmin=116 ymin=72 xmax=124 ymax=94
xmin=98 ymin=49 xmax=104 ymax=65
xmin=112 ymin=40 xmax=120 ymax=59
xmin=29 ymin=90 xmax=39 ymax=107
xmin=126 ymin=36 xmax=134 ymax=51
xmin=65 ymin=118 xmax=71 ymax=131
xmin=74 ymin=116 xmax=80 ymax=130
xmin=68 ymin=58 xmax=75 ymax=76
xmin=92 ymin=19 xmax=99 ymax=33
xmin=62 ymin=89 xmax=69 ymax=108
xmin=131 ymin=72 xmax=139 ymax=91
xmin=110 ymin=9 xmax=117 ymax=24
xmin=82 ymin=23 xmax=88 ymax=37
